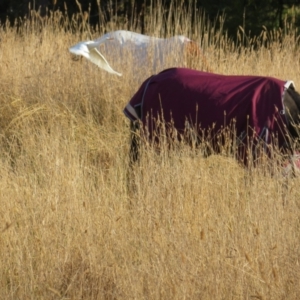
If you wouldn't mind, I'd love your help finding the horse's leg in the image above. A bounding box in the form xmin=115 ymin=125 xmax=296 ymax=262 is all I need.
xmin=130 ymin=120 xmax=140 ymax=164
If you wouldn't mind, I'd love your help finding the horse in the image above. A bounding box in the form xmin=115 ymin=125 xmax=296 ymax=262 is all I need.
xmin=123 ymin=68 xmax=300 ymax=167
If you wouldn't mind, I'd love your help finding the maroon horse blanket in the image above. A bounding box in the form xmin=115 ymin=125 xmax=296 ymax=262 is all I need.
xmin=124 ymin=68 xmax=293 ymax=151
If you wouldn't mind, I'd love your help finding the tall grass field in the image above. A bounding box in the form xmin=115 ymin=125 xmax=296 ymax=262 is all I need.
xmin=0 ymin=4 xmax=300 ymax=299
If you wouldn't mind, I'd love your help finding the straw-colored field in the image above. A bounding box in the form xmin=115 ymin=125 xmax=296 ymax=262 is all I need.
xmin=0 ymin=8 xmax=300 ymax=299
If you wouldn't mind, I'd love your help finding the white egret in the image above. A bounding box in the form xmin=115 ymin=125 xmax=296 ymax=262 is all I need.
xmin=69 ymin=30 xmax=207 ymax=76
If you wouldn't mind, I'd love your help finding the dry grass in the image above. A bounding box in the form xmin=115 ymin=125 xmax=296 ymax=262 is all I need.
xmin=0 ymin=5 xmax=300 ymax=300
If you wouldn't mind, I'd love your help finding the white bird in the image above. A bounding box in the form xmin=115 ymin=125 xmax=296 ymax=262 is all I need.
xmin=69 ymin=30 xmax=204 ymax=77
xmin=69 ymin=39 xmax=122 ymax=76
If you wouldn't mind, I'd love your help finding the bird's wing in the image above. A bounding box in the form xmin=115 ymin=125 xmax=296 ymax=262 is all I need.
xmin=69 ymin=41 xmax=121 ymax=76
xmin=89 ymin=48 xmax=122 ymax=76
